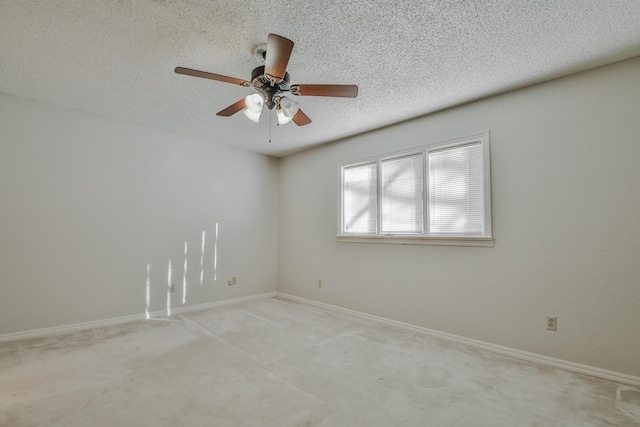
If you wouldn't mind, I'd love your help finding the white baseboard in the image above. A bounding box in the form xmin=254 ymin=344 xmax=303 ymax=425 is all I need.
xmin=276 ymin=292 xmax=640 ymax=388
xmin=0 ymin=292 xmax=277 ymax=343
xmin=3 ymin=290 xmax=638 ymax=388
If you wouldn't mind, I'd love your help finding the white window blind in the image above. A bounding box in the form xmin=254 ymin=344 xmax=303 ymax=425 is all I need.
xmin=339 ymin=132 xmax=491 ymax=245
xmin=343 ymin=162 xmax=377 ymax=234
xmin=381 ymin=154 xmax=424 ymax=234
xmin=428 ymin=143 xmax=485 ymax=235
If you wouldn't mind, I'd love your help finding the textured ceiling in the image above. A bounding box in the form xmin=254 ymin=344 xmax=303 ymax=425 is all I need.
xmin=1 ymin=1 xmax=639 ymax=157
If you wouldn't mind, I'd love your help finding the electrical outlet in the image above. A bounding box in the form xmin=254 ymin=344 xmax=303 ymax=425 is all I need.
xmin=318 ymin=280 xmax=322 ymax=288
xmin=228 ymin=276 xmax=237 ymax=286
xmin=547 ymin=316 xmax=557 ymax=331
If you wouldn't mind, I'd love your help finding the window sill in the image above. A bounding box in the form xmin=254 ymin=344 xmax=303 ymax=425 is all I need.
xmin=336 ymin=234 xmax=494 ymax=247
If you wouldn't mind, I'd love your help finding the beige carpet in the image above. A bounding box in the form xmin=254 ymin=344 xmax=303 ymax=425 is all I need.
xmin=1 ymin=297 xmax=639 ymax=426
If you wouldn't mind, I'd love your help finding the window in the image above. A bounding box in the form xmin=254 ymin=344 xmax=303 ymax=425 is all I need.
xmin=342 ymin=162 xmax=377 ymax=234
xmin=339 ymin=132 xmax=492 ymax=246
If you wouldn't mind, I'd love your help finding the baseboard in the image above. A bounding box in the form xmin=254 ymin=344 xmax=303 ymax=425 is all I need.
xmin=277 ymin=292 xmax=640 ymax=388
xmin=4 ymin=290 xmax=638 ymax=388
xmin=0 ymin=292 xmax=277 ymax=343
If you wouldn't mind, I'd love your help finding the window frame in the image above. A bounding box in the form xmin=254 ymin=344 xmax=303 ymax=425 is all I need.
xmin=337 ymin=131 xmax=493 ymax=247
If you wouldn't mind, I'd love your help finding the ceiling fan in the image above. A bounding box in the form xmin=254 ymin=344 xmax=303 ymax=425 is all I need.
xmin=175 ymin=34 xmax=358 ymax=126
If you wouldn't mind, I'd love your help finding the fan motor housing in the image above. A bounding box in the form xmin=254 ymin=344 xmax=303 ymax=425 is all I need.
xmin=250 ymin=66 xmax=290 ymax=109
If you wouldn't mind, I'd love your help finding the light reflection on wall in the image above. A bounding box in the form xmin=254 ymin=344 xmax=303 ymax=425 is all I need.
xmin=200 ymin=231 xmax=205 ymax=287
xmin=145 ymin=264 xmax=151 ymax=320
xmin=145 ymin=222 xmax=221 ymax=318
xmin=167 ymin=259 xmax=172 ymax=316
xmin=214 ymin=222 xmax=219 ymax=281
xmin=182 ymin=242 xmax=188 ymax=304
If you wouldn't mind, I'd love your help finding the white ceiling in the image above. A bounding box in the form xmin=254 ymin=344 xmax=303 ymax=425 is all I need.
xmin=2 ymin=1 xmax=639 ymax=157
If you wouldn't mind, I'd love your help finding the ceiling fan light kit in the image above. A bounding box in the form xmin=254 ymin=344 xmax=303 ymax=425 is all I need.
xmin=276 ymin=97 xmax=299 ymax=125
xmin=175 ymin=34 xmax=358 ymax=128
xmin=243 ymin=93 xmax=264 ymax=123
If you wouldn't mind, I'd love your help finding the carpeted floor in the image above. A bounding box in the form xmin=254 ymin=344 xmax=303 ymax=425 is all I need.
xmin=1 ymin=297 xmax=639 ymax=426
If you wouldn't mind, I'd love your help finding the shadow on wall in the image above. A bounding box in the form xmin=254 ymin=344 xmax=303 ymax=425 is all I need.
xmin=144 ymin=223 xmax=220 ymax=319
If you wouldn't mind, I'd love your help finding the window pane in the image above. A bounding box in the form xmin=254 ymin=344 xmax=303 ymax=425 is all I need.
xmin=428 ymin=143 xmax=485 ymax=235
xmin=343 ymin=162 xmax=377 ymax=234
xmin=381 ymin=154 xmax=424 ymax=234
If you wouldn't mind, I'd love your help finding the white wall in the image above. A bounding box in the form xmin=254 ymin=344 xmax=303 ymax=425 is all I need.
xmin=278 ymin=57 xmax=640 ymax=377
xmin=0 ymin=94 xmax=279 ymax=334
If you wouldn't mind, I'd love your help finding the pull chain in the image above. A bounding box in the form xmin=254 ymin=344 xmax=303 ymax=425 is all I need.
xmin=269 ymin=109 xmax=272 ymax=143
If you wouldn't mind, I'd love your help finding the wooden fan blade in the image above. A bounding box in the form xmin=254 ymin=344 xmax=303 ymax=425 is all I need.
xmin=292 ymin=109 xmax=312 ymax=126
xmin=175 ymin=67 xmax=251 ymax=87
xmin=290 ymin=84 xmax=358 ymax=98
xmin=264 ymin=34 xmax=294 ymax=84
xmin=216 ymin=98 xmax=246 ymax=117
